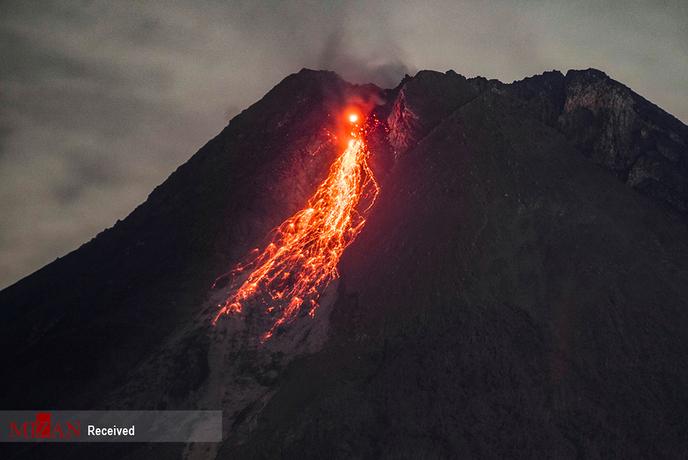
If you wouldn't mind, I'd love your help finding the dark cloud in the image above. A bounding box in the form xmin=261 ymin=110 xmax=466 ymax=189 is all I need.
xmin=0 ymin=0 xmax=686 ymax=288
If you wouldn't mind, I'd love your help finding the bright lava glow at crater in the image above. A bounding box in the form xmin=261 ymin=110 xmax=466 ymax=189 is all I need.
xmin=212 ymin=109 xmax=378 ymax=341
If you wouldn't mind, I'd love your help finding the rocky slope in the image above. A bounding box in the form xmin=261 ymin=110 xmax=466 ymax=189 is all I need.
xmin=1 ymin=68 xmax=687 ymax=459
xmin=510 ymin=69 xmax=688 ymax=213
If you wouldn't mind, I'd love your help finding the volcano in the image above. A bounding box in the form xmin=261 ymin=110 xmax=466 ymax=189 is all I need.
xmin=1 ymin=68 xmax=688 ymax=459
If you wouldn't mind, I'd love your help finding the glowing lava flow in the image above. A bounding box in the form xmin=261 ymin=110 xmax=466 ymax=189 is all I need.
xmin=213 ymin=111 xmax=379 ymax=340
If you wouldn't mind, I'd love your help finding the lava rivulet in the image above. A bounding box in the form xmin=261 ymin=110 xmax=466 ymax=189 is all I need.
xmin=213 ymin=112 xmax=379 ymax=340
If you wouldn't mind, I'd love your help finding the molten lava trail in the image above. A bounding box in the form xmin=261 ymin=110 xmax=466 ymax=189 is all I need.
xmin=213 ymin=112 xmax=379 ymax=340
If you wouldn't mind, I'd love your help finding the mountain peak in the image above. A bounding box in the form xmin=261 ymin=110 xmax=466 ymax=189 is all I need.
xmin=565 ymin=67 xmax=610 ymax=81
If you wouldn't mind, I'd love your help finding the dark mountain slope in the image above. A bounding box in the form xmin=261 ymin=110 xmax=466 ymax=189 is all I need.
xmin=232 ymin=82 xmax=688 ymax=459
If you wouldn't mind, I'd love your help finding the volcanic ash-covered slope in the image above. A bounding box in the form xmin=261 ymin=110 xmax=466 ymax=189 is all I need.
xmin=231 ymin=71 xmax=688 ymax=459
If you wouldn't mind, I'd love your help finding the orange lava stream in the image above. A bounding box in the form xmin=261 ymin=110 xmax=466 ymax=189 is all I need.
xmin=212 ymin=113 xmax=379 ymax=340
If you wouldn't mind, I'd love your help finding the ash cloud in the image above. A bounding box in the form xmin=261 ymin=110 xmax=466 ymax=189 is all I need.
xmin=317 ymin=29 xmax=413 ymax=88
xmin=0 ymin=0 xmax=686 ymax=288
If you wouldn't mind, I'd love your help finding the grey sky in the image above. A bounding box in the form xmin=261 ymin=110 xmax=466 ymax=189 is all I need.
xmin=1 ymin=0 xmax=686 ymax=288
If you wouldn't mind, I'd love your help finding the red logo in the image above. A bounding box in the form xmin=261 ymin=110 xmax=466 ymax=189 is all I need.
xmin=8 ymin=412 xmax=81 ymax=440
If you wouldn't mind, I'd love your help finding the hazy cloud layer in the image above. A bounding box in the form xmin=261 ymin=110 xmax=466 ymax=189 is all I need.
xmin=1 ymin=0 xmax=686 ymax=288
